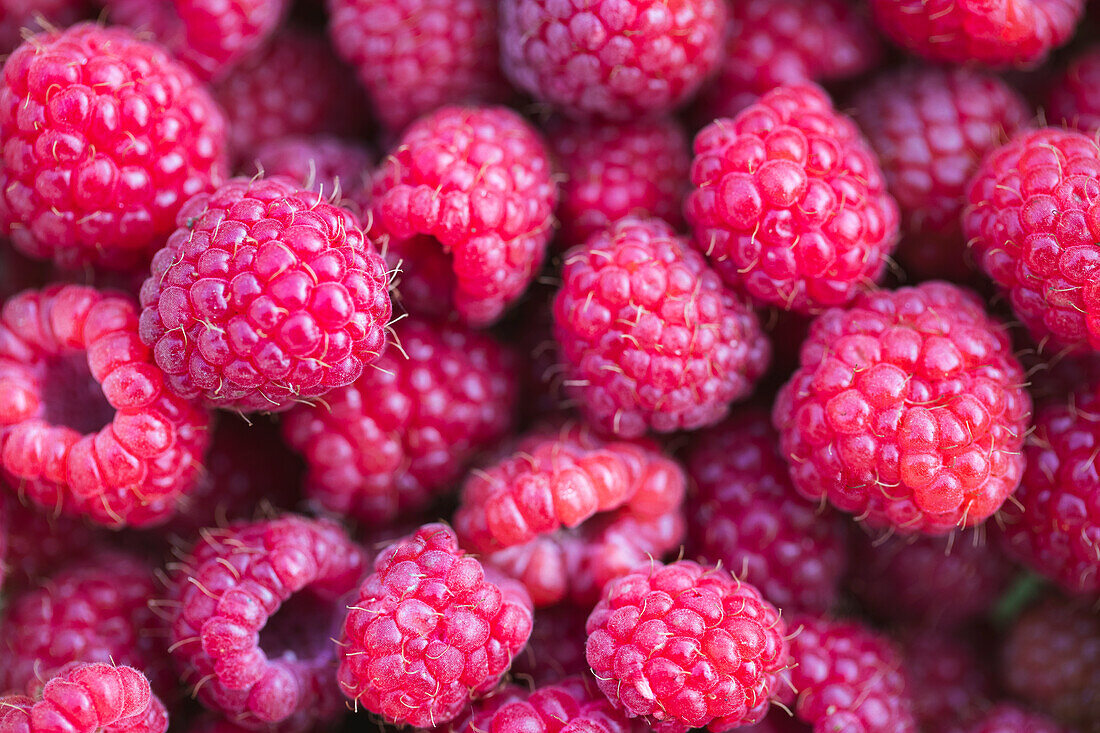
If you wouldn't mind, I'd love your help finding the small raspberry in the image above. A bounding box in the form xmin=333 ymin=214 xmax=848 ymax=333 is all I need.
xmin=0 ymin=23 xmax=228 ymax=271
xmin=964 ymin=127 xmax=1100 ymax=353
xmin=963 ymin=704 xmax=1074 ymax=733
xmin=586 ymin=560 xmax=787 ymax=732
xmin=282 ymin=316 xmax=519 ymax=525
xmin=511 ymin=604 xmax=589 ymax=685
xmin=869 ymin=0 xmax=1083 ymax=67
xmin=684 ymin=409 xmax=848 ymax=615
xmin=852 ymin=66 xmax=1031 ymax=281
xmin=166 ymin=515 xmax=365 ymax=728
xmin=138 ymin=176 xmax=392 ymax=413
xmin=369 ymin=106 xmax=556 ymax=326
xmin=337 ymin=523 xmax=534 ymax=727
xmin=685 ymin=84 xmax=899 ymax=314
xmin=553 ymin=217 xmax=769 ymax=437
xmin=773 ymin=281 xmax=1032 ymax=534
xmin=0 ymin=494 xmax=100 ymax=593
xmin=249 ymin=135 xmax=374 ymax=203
xmin=1048 ymin=46 xmax=1100 ymax=136
xmin=900 ymin=629 xmax=994 ymax=729
xmin=0 ymin=0 xmax=89 ymax=52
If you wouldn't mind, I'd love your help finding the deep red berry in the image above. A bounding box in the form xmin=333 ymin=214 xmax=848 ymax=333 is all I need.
xmin=249 ymin=135 xmax=373 ymax=202
xmin=0 ymin=0 xmax=89 ymax=52
xmin=0 ymin=24 xmax=228 ymax=271
xmin=963 ymin=704 xmax=1073 ymax=733
xmin=511 ymin=604 xmax=590 ymax=685
xmin=1048 ymin=46 xmax=1100 ymax=136
xmin=774 ymin=281 xmax=1032 ymax=534
xmin=900 ymin=629 xmax=995 ymax=729
xmin=685 ymin=84 xmax=899 ymax=314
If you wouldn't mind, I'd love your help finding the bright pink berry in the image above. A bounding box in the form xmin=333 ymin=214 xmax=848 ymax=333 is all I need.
xmin=900 ymin=629 xmax=994 ymax=729
xmin=0 ymin=0 xmax=89 ymax=52
xmin=282 ymin=316 xmax=519 ymax=525
xmin=368 ymin=105 xmax=556 ymax=326
xmin=166 ymin=515 xmax=365 ymax=728
xmin=685 ymin=84 xmax=899 ymax=314
xmin=0 ymin=23 xmax=228 ymax=271
xmin=337 ymin=523 xmax=534 ymax=727
xmin=773 ymin=281 xmax=1032 ymax=534
xmin=511 ymin=604 xmax=589 ymax=685
xmin=1048 ymin=46 xmax=1100 ymax=135
xmin=963 ymin=704 xmax=1074 ymax=733
xmin=249 ymin=135 xmax=373 ymax=202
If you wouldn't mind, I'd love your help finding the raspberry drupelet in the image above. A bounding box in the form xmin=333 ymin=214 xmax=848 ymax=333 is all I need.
xmin=166 ymin=515 xmax=366 ymax=729
xmin=337 ymin=523 xmax=534 ymax=727
xmin=138 ymin=175 xmax=392 ymax=413
xmin=585 ymin=560 xmax=787 ymax=732
xmin=0 ymin=23 xmax=228 ymax=272
xmin=964 ymin=704 xmax=1074 ymax=733
xmin=282 ymin=316 xmax=519 ymax=525
xmin=249 ymin=135 xmax=373 ymax=202
xmin=685 ymin=84 xmax=899 ymax=315
xmin=1048 ymin=46 xmax=1100 ymax=136
xmin=964 ymin=127 xmax=1100 ymax=353
xmin=368 ymin=106 xmax=557 ymax=326
xmin=773 ymin=281 xmax=1032 ymax=535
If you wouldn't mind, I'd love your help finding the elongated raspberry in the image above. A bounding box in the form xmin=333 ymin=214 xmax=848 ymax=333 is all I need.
xmin=337 ymin=523 xmax=534 ymax=727
xmin=685 ymin=84 xmax=899 ymax=314
xmin=282 ymin=316 xmax=518 ymax=524
xmin=1048 ymin=46 xmax=1100 ymax=136
xmin=586 ymin=560 xmax=787 ymax=732
xmin=138 ymin=176 xmax=392 ymax=413
xmin=0 ymin=24 xmax=228 ymax=271
xmin=773 ymin=282 xmax=1032 ymax=534
xmin=0 ymin=0 xmax=89 ymax=52
xmin=249 ymin=135 xmax=373 ymax=202
xmin=900 ymin=629 xmax=994 ymax=729
xmin=511 ymin=604 xmax=589 ymax=685
xmin=166 ymin=515 xmax=365 ymax=729
xmin=964 ymin=704 xmax=1073 ymax=733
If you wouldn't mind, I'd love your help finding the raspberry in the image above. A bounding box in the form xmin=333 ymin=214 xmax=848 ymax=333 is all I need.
xmin=249 ymin=135 xmax=373 ymax=202
xmin=547 ymin=117 xmax=691 ymax=250
xmin=963 ymin=704 xmax=1073 ymax=733
xmin=500 ymin=0 xmax=727 ymax=120
xmin=138 ymin=176 xmax=392 ymax=413
xmin=511 ymin=604 xmax=589 ymax=685
xmin=0 ymin=285 xmax=211 ymax=527
xmin=852 ymin=66 xmax=1030 ymax=282
xmin=368 ymin=106 xmax=556 ymax=326
xmin=282 ymin=316 xmax=519 ymax=525
xmin=964 ymin=128 xmax=1100 ymax=353
xmin=553 ymin=217 xmax=769 ymax=437
xmin=585 ymin=560 xmax=788 ymax=732
xmin=1048 ymin=46 xmax=1100 ymax=136
xmin=0 ymin=494 xmax=99 ymax=593
xmin=869 ymin=0 xmax=1083 ymax=67
xmin=685 ymin=84 xmax=899 ymax=314
xmin=327 ymin=0 xmax=507 ymax=133
xmin=900 ymin=629 xmax=994 ymax=729
xmin=166 ymin=515 xmax=365 ymax=728
xmin=786 ymin=615 xmax=917 ymax=732
xmin=101 ymin=0 xmax=288 ymax=81
xmin=0 ymin=0 xmax=89 ymax=53
xmin=773 ymin=281 xmax=1032 ymax=534
xmin=337 ymin=523 xmax=534 ymax=727
xmin=0 ymin=24 xmax=228 ymax=271
xmin=684 ymin=409 xmax=848 ymax=615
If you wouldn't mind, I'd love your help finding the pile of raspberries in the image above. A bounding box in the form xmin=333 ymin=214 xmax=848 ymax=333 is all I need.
xmin=5 ymin=0 xmax=1100 ymax=731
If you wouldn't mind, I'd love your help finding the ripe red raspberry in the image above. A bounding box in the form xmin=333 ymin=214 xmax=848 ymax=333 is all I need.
xmin=249 ymin=135 xmax=373 ymax=202
xmin=1048 ymin=46 xmax=1100 ymax=136
xmin=138 ymin=176 xmax=392 ymax=413
xmin=500 ymin=0 xmax=726 ymax=120
xmin=0 ymin=494 xmax=100 ymax=593
xmin=337 ymin=523 xmax=534 ymax=727
xmin=0 ymin=285 xmax=211 ymax=527
xmin=369 ymin=106 xmax=556 ymax=326
xmin=282 ymin=316 xmax=519 ymax=525
xmin=773 ymin=282 xmax=1032 ymax=534
xmin=586 ymin=560 xmax=787 ymax=732
xmin=869 ymin=0 xmax=1083 ymax=67
xmin=167 ymin=515 xmax=365 ymax=728
xmin=685 ymin=84 xmax=899 ymax=314
xmin=0 ymin=0 xmax=89 ymax=52
xmin=547 ymin=117 xmax=691 ymax=250
xmin=327 ymin=0 xmax=507 ymax=133
xmin=964 ymin=128 xmax=1100 ymax=353
xmin=0 ymin=24 xmax=228 ymax=271
xmin=852 ymin=66 xmax=1030 ymax=282
xmin=900 ymin=629 xmax=994 ymax=729
xmin=511 ymin=604 xmax=589 ymax=685
xmin=786 ymin=615 xmax=917 ymax=732
xmin=553 ymin=218 xmax=769 ymax=437
xmin=963 ymin=704 xmax=1073 ymax=733
xmin=684 ymin=409 xmax=848 ymax=614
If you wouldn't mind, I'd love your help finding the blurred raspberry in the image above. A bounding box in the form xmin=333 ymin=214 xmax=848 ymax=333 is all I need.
xmin=0 ymin=244 xmax=49 ymax=301
xmin=900 ymin=629 xmax=995 ymax=729
xmin=0 ymin=494 xmax=100 ymax=593
xmin=1048 ymin=45 xmax=1100 ymax=135
xmin=249 ymin=135 xmax=373 ymax=203
xmin=963 ymin=704 xmax=1074 ymax=733
xmin=511 ymin=604 xmax=589 ymax=685
xmin=0 ymin=0 xmax=90 ymax=52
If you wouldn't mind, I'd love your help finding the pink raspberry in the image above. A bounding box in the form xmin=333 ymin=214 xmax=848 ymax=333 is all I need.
xmin=0 ymin=494 xmax=99 ymax=593
xmin=547 ymin=117 xmax=691 ymax=250
xmin=0 ymin=24 xmax=228 ymax=271
xmin=900 ymin=629 xmax=994 ymax=729
xmin=0 ymin=285 xmax=211 ymax=528
xmin=852 ymin=66 xmax=1031 ymax=281
xmin=586 ymin=560 xmax=788 ymax=732
xmin=327 ymin=0 xmax=507 ymax=133
xmin=369 ymin=106 xmax=556 ymax=326
xmin=138 ymin=176 xmax=392 ymax=413
xmin=166 ymin=515 xmax=365 ymax=729
xmin=684 ymin=409 xmax=848 ymax=614
xmin=249 ymin=135 xmax=373 ymax=202
xmin=869 ymin=0 xmax=1083 ymax=67
xmin=500 ymin=0 xmax=727 ymax=120
xmin=964 ymin=128 xmax=1100 ymax=353
xmin=685 ymin=84 xmax=899 ymax=314
xmin=337 ymin=523 xmax=534 ymax=727
xmin=963 ymin=704 xmax=1074 ymax=733
xmin=553 ymin=217 xmax=769 ymax=437
xmin=0 ymin=0 xmax=89 ymax=52
xmin=511 ymin=604 xmax=589 ymax=685
xmin=773 ymin=282 xmax=1032 ymax=534
xmin=1048 ymin=46 xmax=1100 ymax=136
xmin=282 ymin=316 xmax=519 ymax=525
